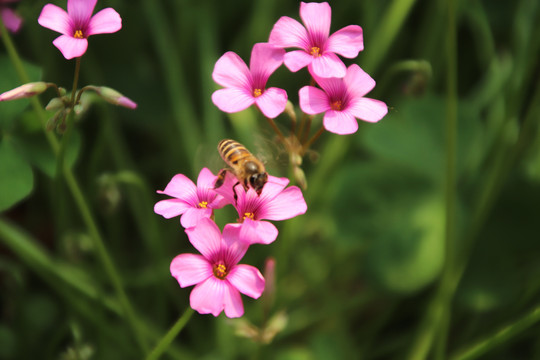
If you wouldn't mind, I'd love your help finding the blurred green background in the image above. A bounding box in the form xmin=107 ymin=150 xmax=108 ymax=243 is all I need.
xmin=1 ymin=0 xmax=540 ymax=359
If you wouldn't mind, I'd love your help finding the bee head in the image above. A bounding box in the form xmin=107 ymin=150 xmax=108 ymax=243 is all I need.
xmin=249 ymin=172 xmax=268 ymax=195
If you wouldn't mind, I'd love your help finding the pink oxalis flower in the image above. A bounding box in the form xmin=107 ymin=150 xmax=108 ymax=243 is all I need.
xmin=38 ymin=0 xmax=122 ymax=60
xmin=212 ymin=42 xmax=287 ymax=119
xmin=215 ymin=173 xmax=307 ymax=245
xmin=154 ymin=168 xmax=228 ymax=229
xmin=269 ymin=2 xmax=363 ymax=78
xmin=170 ymin=218 xmax=265 ymax=318
xmin=0 ymin=0 xmax=23 ymax=34
xmin=299 ymin=64 xmax=388 ymax=135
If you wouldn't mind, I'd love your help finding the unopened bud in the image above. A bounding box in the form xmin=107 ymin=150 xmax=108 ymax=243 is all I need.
xmin=90 ymin=86 xmax=137 ymax=109
xmin=0 ymin=82 xmax=49 ymax=101
xmin=261 ymin=310 xmax=288 ymax=344
xmin=284 ymin=100 xmax=296 ymax=122
xmin=263 ymin=257 xmax=276 ymax=309
xmin=293 ymin=166 xmax=307 ymax=190
xmin=46 ymin=97 xmax=66 ymax=111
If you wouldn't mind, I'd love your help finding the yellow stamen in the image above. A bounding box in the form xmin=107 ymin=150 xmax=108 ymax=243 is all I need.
xmin=213 ymin=263 xmax=228 ymax=279
xmin=243 ymin=212 xmax=255 ymax=220
xmin=253 ymin=88 xmax=262 ymax=97
xmin=198 ymin=201 xmax=208 ymax=208
xmin=310 ymin=46 xmax=321 ymax=57
xmin=330 ymin=100 xmax=342 ymax=111
xmin=74 ymin=30 xmax=84 ymax=39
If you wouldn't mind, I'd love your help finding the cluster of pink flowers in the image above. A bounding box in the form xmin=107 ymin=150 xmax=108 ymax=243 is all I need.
xmin=155 ymin=169 xmax=306 ymax=318
xmin=212 ymin=2 xmax=388 ymax=135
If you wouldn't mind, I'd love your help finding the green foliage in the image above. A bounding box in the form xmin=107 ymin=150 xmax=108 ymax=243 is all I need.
xmin=1 ymin=0 xmax=540 ymax=359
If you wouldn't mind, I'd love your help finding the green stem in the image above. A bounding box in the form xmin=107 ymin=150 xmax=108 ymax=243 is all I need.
xmin=450 ymin=304 xmax=540 ymax=360
xmin=406 ymin=0 xmax=458 ymax=358
xmin=265 ymin=116 xmax=287 ymax=144
xmin=1 ymin=22 xmax=149 ymax=354
xmin=301 ymin=125 xmax=325 ymax=154
xmin=145 ymin=308 xmax=195 ymax=360
xmin=56 ymin=57 xmax=81 ymax=178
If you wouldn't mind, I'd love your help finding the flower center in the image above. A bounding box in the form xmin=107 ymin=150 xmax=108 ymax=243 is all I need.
xmin=253 ymin=88 xmax=262 ymax=97
xmin=310 ymin=46 xmax=321 ymax=57
xmin=330 ymin=100 xmax=343 ymax=111
xmin=198 ymin=201 xmax=208 ymax=208
xmin=213 ymin=262 xmax=228 ymax=279
xmin=243 ymin=212 xmax=255 ymax=220
xmin=73 ymin=30 xmax=84 ymax=39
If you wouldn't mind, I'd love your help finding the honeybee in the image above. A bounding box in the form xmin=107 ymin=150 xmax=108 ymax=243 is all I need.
xmin=214 ymin=139 xmax=268 ymax=196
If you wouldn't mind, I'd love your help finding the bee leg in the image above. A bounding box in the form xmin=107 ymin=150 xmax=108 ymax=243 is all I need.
xmin=214 ymin=169 xmax=228 ymax=189
xmin=232 ymin=181 xmax=241 ymax=203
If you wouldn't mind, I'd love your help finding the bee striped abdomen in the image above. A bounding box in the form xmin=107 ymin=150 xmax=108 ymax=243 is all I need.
xmin=218 ymin=139 xmax=252 ymax=167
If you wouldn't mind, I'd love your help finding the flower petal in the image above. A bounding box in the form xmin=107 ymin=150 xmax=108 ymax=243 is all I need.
xmin=283 ymin=50 xmax=313 ymax=72
xmin=87 ymin=7 xmax=121 ymax=35
xmin=196 ymin=168 xmax=217 ymax=189
xmin=185 ymin=218 xmax=222 ymax=259
xmin=249 ymin=43 xmax=284 ymax=88
xmin=258 ymin=175 xmax=290 ymax=202
xmin=211 ymin=88 xmax=255 ymax=114
xmin=323 ymin=110 xmax=359 ymax=135
xmin=154 ymin=198 xmax=191 ymax=219
xmin=239 ymin=219 xmax=278 ymax=245
xmin=310 ymin=72 xmax=345 ymax=99
xmin=300 ymin=2 xmax=331 ymax=41
xmin=255 ymin=87 xmax=287 ymax=119
xmin=227 ymin=264 xmax=265 ymax=299
xmin=52 ymin=35 xmax=88 ymax=59
xmin=299 ymin=85 xmax=330 ymax=115
xmin=170 ymin=253 xmax=212 ymax=287
xmin=212 ymin=51 xmax=252 ymax=89
xmin=67 ymin=0 xmax=97 ymax=24
xmin=1 ymin=8 xmax=22 ymax=33
xmin=222 ymin=281 xmax=244 ymax=318
xmin=222 ymin=224 xmax=249 ymax=262
xmin=190 ymin=277 xmax=226 ymax=317
xmin=38 ymin=4 xmax=71 ymax=35
xmin=157 ymin=173 xmax=197 ymax=203
xmin=258 ymin=186 xmax=307 ymax=221
xmin=348 ymin=97 xmax=388 ymax=123
xmin=180 ymin=207 xmax=213 ymax=229
xmin=326 ymin=25 xmax=364 ymax=58
xmin=309 ymin=52 xmax=346 ymax=78
xmin=268 ymin=16 xmax=309 ymax=49
xmin=343 ymin=64 xmax=375 ymax=97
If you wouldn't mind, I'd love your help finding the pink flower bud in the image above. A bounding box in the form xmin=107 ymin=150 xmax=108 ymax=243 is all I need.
xmin=92 ymin=86 xmax=137 ymax=109
xmin=0 ymin=82 xmax=49 ymax=101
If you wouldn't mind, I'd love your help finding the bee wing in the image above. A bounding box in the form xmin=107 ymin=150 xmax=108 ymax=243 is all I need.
xmin=252 ymin=132 xmax=289 ymax=177
xmin=193 ymin=141 xmax=226 ymax=175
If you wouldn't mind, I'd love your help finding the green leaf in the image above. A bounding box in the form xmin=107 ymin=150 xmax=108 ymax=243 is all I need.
xmin=0 ymin=55 xmax=42 ymax=130
xmin=361 ymin=94 xmax=483 ymax=182
xmin=331 ymin=162 xmax=444 ymax=294
xmin=0 ymin=138 xmax=34 ymax=211
xmin=13 ymin=130 xmax=81 ymax=178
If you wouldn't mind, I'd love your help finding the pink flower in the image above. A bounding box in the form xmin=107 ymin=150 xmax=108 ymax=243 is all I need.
xmin=212 ymin=42 xmax=287 ymax=119
xmin=38 ymin=0 xmax=122 ymax=60
xmin=215 ymin=173 xmax=307 ymax=245
xmin=154 ymin=168 xmax=229 ymax=229
xmin=0 ymin=0 xmax=23 ymax=34
xmin=299 ymin=64 xmax=388 ymax=135
xmin=170 ymin=218 xmax=265 ymax=318
xmin=269 ymin=2 xmax=363 ymax=78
